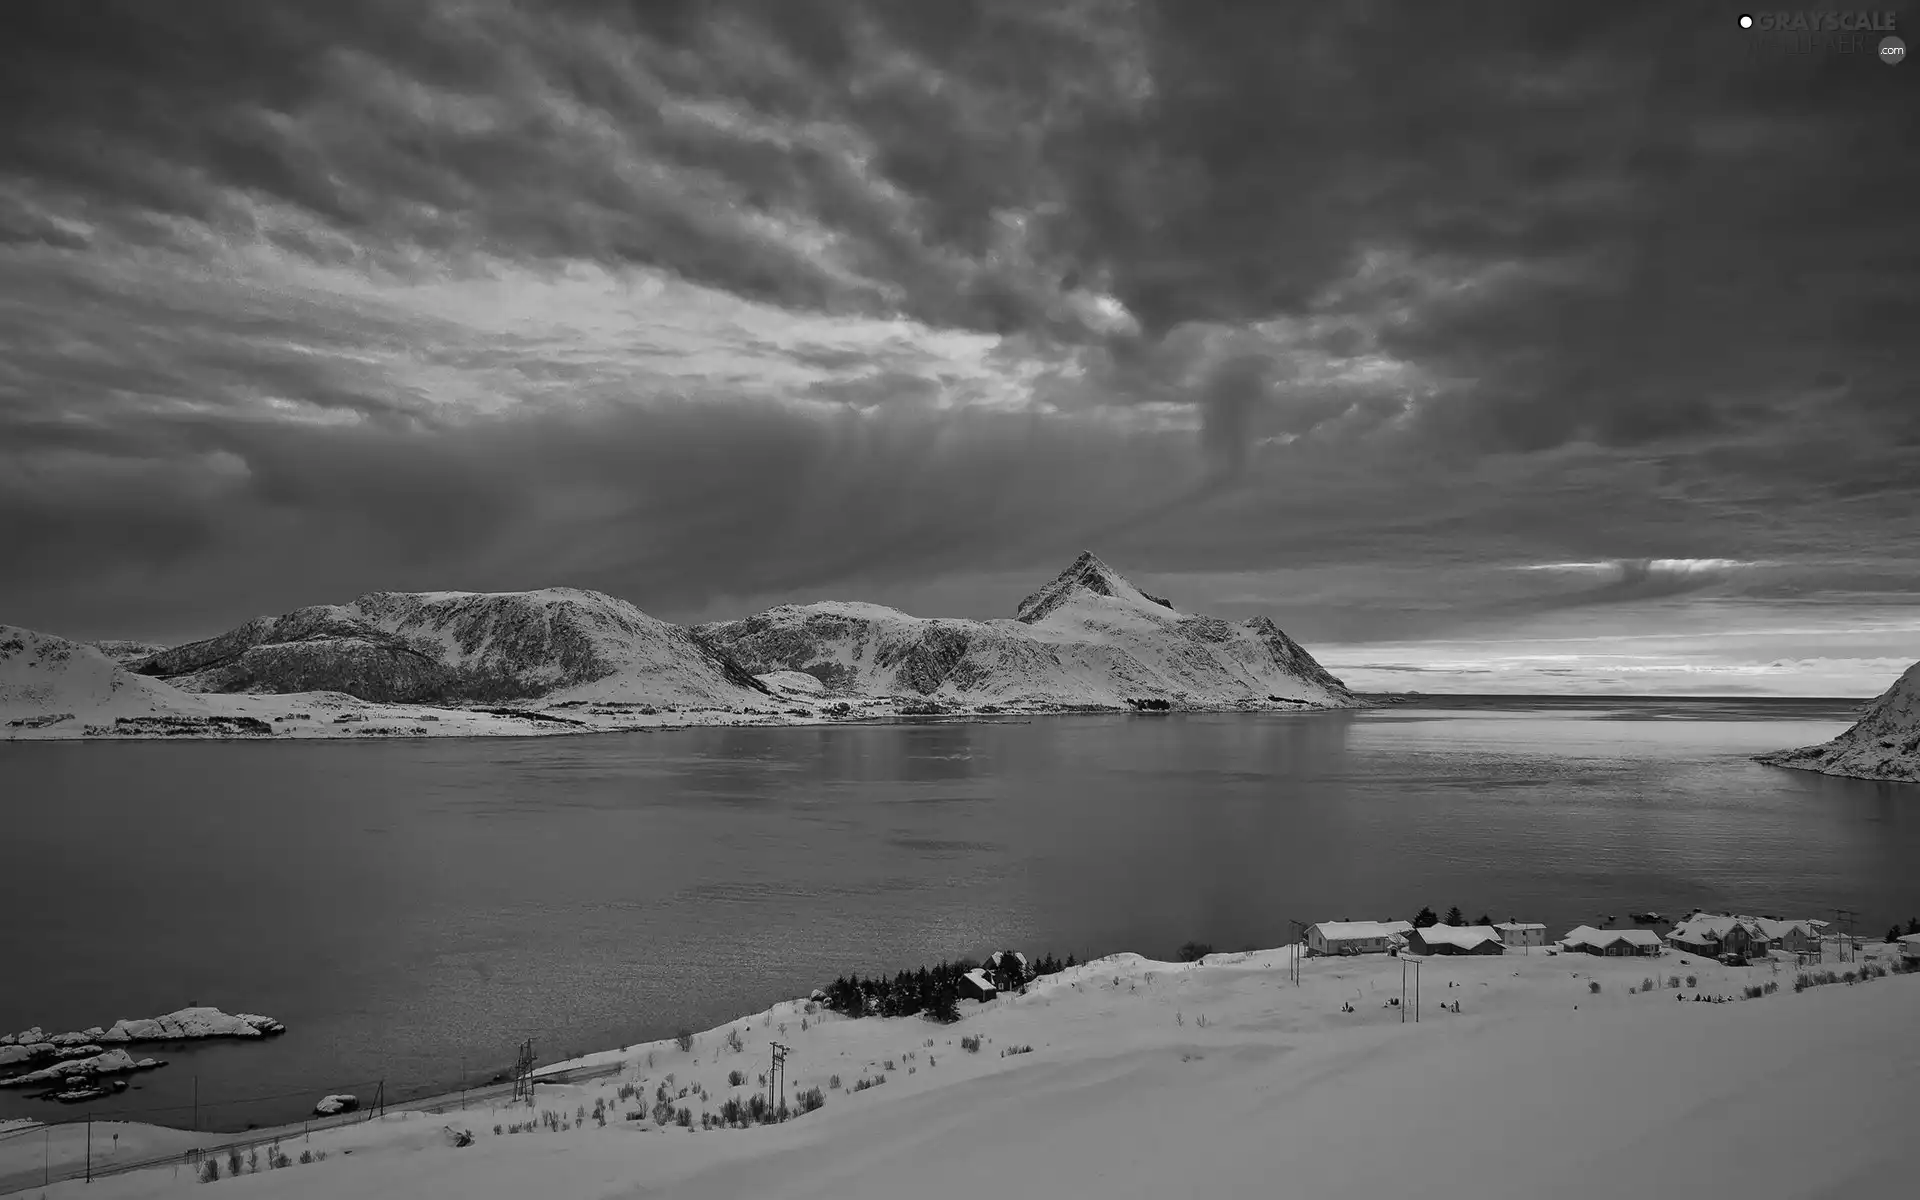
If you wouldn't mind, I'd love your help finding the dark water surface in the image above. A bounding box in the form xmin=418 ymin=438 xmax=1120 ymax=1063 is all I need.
xmin=4 ymin=697 xmax=1915 ymax=1131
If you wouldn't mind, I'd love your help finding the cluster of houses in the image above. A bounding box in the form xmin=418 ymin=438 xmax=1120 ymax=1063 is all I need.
xmin=1303 ymin=910 xmax=1839 ymax=964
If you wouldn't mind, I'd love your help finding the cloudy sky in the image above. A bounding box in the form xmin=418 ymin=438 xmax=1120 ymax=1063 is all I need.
xmin=2 ymin=0 xmax=1915 ymax=695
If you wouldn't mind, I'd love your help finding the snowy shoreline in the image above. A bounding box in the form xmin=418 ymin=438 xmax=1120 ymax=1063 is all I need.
xmin=1 ymin=695 xmax=1348 ymax=743
xmin=4 ymin=939 xmax=1913 ymax=1197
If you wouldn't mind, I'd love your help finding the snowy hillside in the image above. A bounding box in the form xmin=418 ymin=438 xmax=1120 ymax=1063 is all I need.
xmin=698 ymin=552 xmax=1355 ymax=710
xmin=1757 ymin=660 xmax=1920 ymax=783
xmin=137 ymin=588 xmax=771 ymax=709
xmin=1 ymin=627 xmax=213 ymax=732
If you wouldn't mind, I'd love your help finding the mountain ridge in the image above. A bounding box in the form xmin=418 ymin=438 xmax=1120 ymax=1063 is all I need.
xmin=698 ymin=552 xmax=1355 ymax=710
xmin=5 ymin=555 xmax=1356 ymax=739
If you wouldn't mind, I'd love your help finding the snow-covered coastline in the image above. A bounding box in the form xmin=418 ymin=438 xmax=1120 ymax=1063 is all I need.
xmin=3 ymin=941 xmax=1912 ymax=1198
xmin=1756 ymin=659 xmax=1920 ymax=783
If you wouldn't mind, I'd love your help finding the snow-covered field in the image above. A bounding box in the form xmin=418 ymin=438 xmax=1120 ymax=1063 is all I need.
xmin=6 ymin=943 xmax=1912 ymax=1199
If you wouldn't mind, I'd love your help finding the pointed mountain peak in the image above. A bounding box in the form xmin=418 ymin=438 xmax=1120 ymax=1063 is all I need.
xmin=1014 ymin=552 xmax=1176 ymax=623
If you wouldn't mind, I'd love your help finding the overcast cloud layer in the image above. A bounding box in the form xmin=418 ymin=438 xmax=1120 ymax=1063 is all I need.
xmin=2 ymin=0 xmax=1916 ymax=694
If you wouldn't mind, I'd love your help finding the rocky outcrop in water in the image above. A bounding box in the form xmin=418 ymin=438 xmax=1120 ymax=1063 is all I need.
xmin=1757 ymin=660 xmax=1920 ymax=783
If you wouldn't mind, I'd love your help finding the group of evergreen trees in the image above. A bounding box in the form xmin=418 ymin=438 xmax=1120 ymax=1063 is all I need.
xmin=1411 ymin=907 xmax=1494 ymax=928
xmin=1884 ymin=917 xmax=1920 ymax=942
xmin=821 ymin=952 xmax=1076 ymax=1023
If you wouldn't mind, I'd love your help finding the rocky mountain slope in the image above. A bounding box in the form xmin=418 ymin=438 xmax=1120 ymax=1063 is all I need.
xmin=1756 ymin=660 xmax=1920 ymax=783
xmin=697 ymin=552 xmax=1354 ymax=710
xmin=135 ymin=588 xmax=771 ymax=708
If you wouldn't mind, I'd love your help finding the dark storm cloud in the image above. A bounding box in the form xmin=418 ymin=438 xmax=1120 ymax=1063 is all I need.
xmin=1 ymin=0 xmax=1917 ymax=649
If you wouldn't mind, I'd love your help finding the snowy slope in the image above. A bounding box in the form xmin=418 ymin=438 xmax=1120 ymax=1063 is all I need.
xmin=138 ymin=588 xmax=771 ymax=708
xmin=1 ymin=627 xmax=212 ymax=732
xmin=698 ymin=552 xmax=1354 ymax=709
xmin=1757 ymin=659 xmax=1920 ymax=782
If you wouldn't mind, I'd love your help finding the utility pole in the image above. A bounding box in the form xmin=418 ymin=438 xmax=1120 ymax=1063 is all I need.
xmin=461 ymin=1056 xmax=467 ymax=1110
xmin=192 ymin=1075 xmax=198 ymax=1132
xmin=1834 ymin=908 xmax=1859 ymax=964
xmin=1288 ymin=920 xmax=1310 ymax=985
xmin=1401 ymin=955 xmax=1423 ymax=1022
xmin=768 ymin=1042 xmax=789 ymax=1116
xmin=85 ymin=1117 xmax=92 ymax=1184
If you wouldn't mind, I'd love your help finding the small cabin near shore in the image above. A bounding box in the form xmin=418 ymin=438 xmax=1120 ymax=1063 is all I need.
xmin=1404 ymin=925 xmax=1506 ymax=956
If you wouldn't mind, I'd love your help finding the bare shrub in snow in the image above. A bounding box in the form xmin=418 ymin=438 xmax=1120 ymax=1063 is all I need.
xmin=726 ymin=1028 xmax=744 ymax=1053
xmin=729 ymin=1069 xmax=746 ymax=1087
xmin=676 ymin=1030 xmax=694 ymax=1053
xmin=1588 ymin=981 xmax=1602 ymax=994
xmin=200 ymin=1159 xmax=220 ymax=1183
xmin=961 ymin=1035 xmax=982 ymax=1053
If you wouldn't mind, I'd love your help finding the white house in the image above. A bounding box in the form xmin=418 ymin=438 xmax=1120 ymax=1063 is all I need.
xmin=1900 ymin=933 xmax=1920 ymax=964
xmin=1305 ymin=920 xmax=1413 ymax=956
xmin=1492 ymin=921 xmax=1547 ymax=948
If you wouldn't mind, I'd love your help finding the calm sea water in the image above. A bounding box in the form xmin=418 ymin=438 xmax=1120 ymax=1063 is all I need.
xmin=3 ymin=697 xmax=1915 ymax=1132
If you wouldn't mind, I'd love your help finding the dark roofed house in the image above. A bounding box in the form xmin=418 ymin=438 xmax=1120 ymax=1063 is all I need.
xmin=1404 ymin=925 xmax=1506 ymax=956
xmin=1666 ymin=915 xmax=1772 ymax=962
xmin=957 ymin=969 xmax=997 ymax=1002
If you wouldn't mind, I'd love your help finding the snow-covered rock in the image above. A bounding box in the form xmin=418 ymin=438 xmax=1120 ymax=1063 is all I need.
xmin=699 ymin=552 xmax=1355 ymax=711
xmin=0 ymin=1044 xmax=54 ymax=1068
xmin=138 ymin=588 xmax=772 ymax=709
xmin=0 ymin=1049 xmax=161 ymax=1089
xmin=1757 ymin=660 xmax=1920 ymax=783
xmin=757 ymin=670 xmax=827 ymax=697
xmin=314 ymin=1093 xmax=360 ymax=1116
xmin=96 ymin=1007 xmax=285 ymax=1043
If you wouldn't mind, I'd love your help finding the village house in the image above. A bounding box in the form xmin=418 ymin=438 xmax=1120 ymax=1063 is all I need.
xmin=1900 ymin=933 xmax=1920 ymax=965
xmin=1665 ymin=914 xmax=1772 ymax=961
xmin=957 ymin=969 xmax=997 ymax=1002
xmin=1404 ymin=924 xmax=1506 ymax=956
xmin=1753 ymin=918 xmax=1826 ymax=955
xmin=1561 ymin=926 xmax=1663 ymax=957
xmin=1305 ymin=920 xmax=1413 ymax=956
xmin=985 ymin=951 xmax=1028 ymax=988
xmin=1492 ymin=921 xmax=1547 ymax=948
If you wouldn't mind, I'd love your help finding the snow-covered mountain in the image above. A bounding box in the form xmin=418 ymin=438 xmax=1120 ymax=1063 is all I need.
xmin=1757 ymin=660 xmax=1920 ymax=783
xmin=136 ymin=588 xmax=772 ymax=708
xmin=696 ymin=552 xmax=1355 ymax=710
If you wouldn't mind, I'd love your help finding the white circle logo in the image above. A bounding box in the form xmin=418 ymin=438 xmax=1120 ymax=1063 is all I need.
xmin=1738 ymin=14 xmax=1754 ymax=29
xmin=1882 ymin=35 xmax=1907 ymax=64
